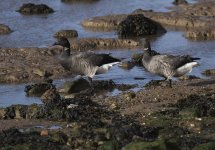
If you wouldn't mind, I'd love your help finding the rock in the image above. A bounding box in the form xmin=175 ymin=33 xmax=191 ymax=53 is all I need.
xmin=54 ymin=29 xmax=78 ymax=38
xmin=173 ymin=0 xmax=188 ymax=5
xmin=202 ymin=69 xmax=215 ymax=76
xmin=25 ymin=82 xmax=55 ymax=97
xmin=70 ymin=38 xmax=139 ymax=51
xmin=179 ymin=75 xmax=200 ymax=80
xmin=0 ymin=24 xmax=12 ymax=34
xmin=3 ymin=105 xmax=28 ymax=119
xmin=117 ymin=14 xmax=166 ymax=38
xmin=185 ymin=28 xmax=215 ymax=40
xmin=119 ymin=61 xmax=135 ymax=70
xmin=17 ymin=3 xmax=54 ymax=15
xmin=41 ymin=89 xmax=61 ymax=104
xmin=58 ymin=77 xmax=91 ymax=94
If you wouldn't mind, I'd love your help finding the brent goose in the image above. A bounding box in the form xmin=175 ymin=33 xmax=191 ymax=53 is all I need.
xmin=53 ymin=37 xmax=121 ymax=84
xmin=141 ymin=39 xmax=200 ymax=87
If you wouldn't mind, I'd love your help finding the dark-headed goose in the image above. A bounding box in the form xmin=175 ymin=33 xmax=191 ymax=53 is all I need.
xmin=141 ymin=39 xmax=200 ymax=87
xmin=53 ymin=37 xmax=121 ymax=84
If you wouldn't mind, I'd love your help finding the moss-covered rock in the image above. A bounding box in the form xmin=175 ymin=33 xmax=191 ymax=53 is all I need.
xmin=117 ymin=14 xmax=166 ymax=38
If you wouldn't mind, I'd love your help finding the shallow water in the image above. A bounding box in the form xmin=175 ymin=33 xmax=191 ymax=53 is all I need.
xmin=0 ymin=0 xmax=214 ymax=107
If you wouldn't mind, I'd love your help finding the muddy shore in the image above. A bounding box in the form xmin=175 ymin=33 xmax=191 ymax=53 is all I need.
xmin=1 ymin=0 xmax=215 ymax=149
xmin=0 ymin=78 xmax=215 ymax=149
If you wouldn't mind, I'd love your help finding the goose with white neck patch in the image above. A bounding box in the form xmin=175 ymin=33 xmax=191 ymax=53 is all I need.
xmin=141 ymin=39 xmax=200 ymax=87
xmin=53 ymin=37 xmax=121 ymax=85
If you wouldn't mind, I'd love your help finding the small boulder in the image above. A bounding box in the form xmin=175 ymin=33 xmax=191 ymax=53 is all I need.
xmin=17 ymin=3 xmax=54 ymax=15
xmin=173 ymin=0 xmax=188 ymax=5
xmin=0 ymin=24 xmax=12 ymax=34
xmin=58 ymin=77 xmax=91 ymax=94
xmin=54 ymin=29 xmax=78 ymax=38
xmin=25 ymin=82 xmax=55 ymax=97
xmin=117 ymin=14 xmax=166 ymax=38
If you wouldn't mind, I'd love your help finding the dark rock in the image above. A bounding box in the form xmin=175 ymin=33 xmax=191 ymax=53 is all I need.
xmin=117 ymin=14 xmax=166 ymax=38
xmin=54 ymin=29 xmax=78 ymax=38
xmin=0 ymin=24 xmax=12 ymax=34
xmin=41 ymin=89 xmax=61 ymax=104
xmin=25 ymin=81 xmax=55 ymax=97
xmin=0 ymin=128 xmax=68 ymax=149
xmin=17 ymin=3 xmax=54 ymax=15
xmin=173 ymin=0 xmax=188 ymax=5
xmin=58 ymin=77 xmax=91 ymax=94
xmin=3 ymin=105 xmax=28 ymax=119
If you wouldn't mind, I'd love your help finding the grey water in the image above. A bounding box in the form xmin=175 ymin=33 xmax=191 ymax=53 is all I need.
xmin=0 ymin=0 xmax=214 ymax=107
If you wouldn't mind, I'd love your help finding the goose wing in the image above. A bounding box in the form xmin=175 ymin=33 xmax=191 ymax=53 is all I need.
xmin=72 ymin=52 xmax=120 ymax=67
xmin=152 ymin=54 xmax=198 ymax=69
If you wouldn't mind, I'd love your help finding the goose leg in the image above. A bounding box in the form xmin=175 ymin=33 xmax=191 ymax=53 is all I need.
xmin=168 ymin=79 xmax=172 ymax=88
xmin=88 ymin=77 xmax=93 ymax=86
xmin=87 ymin=77 xmax=95 ymax=94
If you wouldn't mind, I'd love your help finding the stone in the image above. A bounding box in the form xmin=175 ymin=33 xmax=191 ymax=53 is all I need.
xmin=119 ymin=61 xmax=135 ymax=70
xmin=202 ymin=69 xmax=215 ymax=76
xmin=0 ymin=24 xmax=12 ymax=34
xmin=57 ymin=77 xmax=91 ymax=94
xmin=17 ymin=3 xmax=54 ymax=15
xmin=25 ymin=82 xmax=55 ymax=97
xmin=185 ymin=28 xmax=215 ymax=40
xmin=117 ymin=14 xmax=166 ymax=38
xmin=54 ymin=29 xmax=78 ymax=38
xmin=173 ymin=0 xmax=188 ymax=5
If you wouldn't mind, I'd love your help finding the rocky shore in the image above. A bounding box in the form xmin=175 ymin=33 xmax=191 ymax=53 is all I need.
xmin=82 ymin=0 xmax=215 ymax=40
xmin=1 ymin=0 xmax=215 ymax=149
xmin=0 ymin=78 xmax=215 ymax=149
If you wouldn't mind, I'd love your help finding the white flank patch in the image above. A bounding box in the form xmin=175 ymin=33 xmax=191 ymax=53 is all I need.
xmin=176 ymin=62 xmax=199 ymax=76
xmin=96 ymin=62 xmax=120 ymax=74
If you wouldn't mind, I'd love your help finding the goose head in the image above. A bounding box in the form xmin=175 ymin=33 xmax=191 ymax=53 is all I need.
xmin=53 ymin=37 xmax=71 ymax=56
xmin=140 ymin=38 xmax=151 ymax=51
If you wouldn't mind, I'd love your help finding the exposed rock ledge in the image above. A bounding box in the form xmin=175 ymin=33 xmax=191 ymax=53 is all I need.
xmin=81 ymin=1 xmax=215 ymax=40
xmin=69 ymin=38 xmax=139 ymax=51
xmin=0 ymin=38 xmax=139 ymax=83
